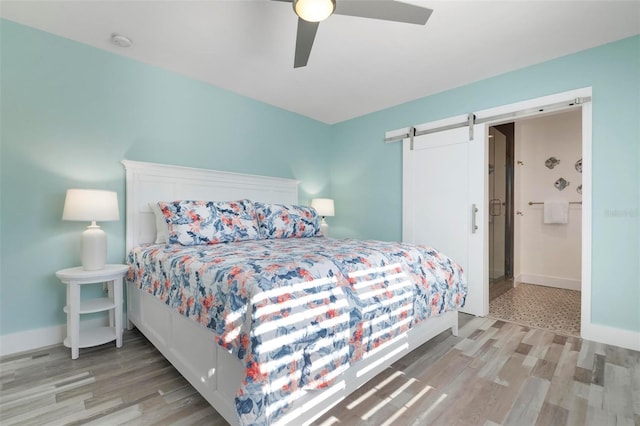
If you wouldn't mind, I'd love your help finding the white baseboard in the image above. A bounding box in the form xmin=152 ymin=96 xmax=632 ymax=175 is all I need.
xmin=582 ymin=321 xmax=640 ymax=352
xmin=0 ymin=317 xmax=108 ymax=357
xmin=517 ymin=274 xmax=581 ymax=291
xmin=2 ymin=313 xmax=637 ymax=357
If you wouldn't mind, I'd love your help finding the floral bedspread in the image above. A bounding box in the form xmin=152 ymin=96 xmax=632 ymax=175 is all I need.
xmin=127 ymin=237 xmax=466 ymax=425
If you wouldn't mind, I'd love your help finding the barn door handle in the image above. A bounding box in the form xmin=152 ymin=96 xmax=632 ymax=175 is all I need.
xmin=472 ymin=204 xmax=479 ymax=233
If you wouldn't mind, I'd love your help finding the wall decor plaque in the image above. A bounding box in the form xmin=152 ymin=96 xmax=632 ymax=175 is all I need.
xmin=554 ymin=177 xmax=570 ymax=191
xmin=545 ymin=157 xmax=560 ymax=169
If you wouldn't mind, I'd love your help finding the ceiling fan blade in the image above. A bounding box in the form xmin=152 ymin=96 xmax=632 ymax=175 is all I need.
xmin=294 ymin=18 xmax=319 ymax=68
xmin=334 ymin=1 xmax=433 ymax=25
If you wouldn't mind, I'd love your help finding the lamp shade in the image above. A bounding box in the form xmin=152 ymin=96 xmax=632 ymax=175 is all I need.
xmin=62 ymin=189 xmax=119 ymax=222
xmin=62 ymin=189 xmax=119 ymax=271
xmin=311 ymin=198 xmax=335 ymax=217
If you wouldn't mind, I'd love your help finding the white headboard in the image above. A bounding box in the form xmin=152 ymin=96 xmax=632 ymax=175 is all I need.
xmin=122 ymin=160 xmax=300 ymax=252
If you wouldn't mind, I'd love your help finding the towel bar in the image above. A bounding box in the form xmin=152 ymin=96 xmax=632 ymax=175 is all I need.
xmin=528 ymin=201 xmax=582 ymax=205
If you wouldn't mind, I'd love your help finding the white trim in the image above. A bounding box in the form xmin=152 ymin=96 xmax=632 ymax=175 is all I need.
xmin=475 ymin=88 xmax=595 ymax=343
xmin=385 ymin=89 xmax=590 ymax=143
xmin=1 ymin=325 xmax=65 ymax=357
xmin=581 ymin=323 xmax=640 ymax=352
xmin=0 ymin=317 xmax=108 ymax=357
xmin=473 ymin=88 xmax=592 ymax=123
xmin=469 ymin=122 xmax=489 ymax=317
xmin=579 ymin=101 xmax=593 ymax=345
xmin=517 ymin=274 xmax=581 ymax=291
xmin=484 ymin=89 xmax=636 ymax=353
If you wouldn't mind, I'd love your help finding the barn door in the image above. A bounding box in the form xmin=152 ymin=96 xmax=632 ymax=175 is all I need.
xmin=403 ymin=122 xmax=488 ymax=317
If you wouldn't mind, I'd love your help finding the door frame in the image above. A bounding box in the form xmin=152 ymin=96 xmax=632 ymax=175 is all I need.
xmin=487 ymin=125 xmax=513 ymax=283
xmin=474 ymin=87 xmax=592 ymax=336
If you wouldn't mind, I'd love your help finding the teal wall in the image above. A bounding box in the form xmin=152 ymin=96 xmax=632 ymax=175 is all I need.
xmin=0 ymin=19 xmax=332 ymax=335
xmin=329 ymin=35 xmax=640 ymax=333
xmin=1 ymin=17 xmax=638 ymax=337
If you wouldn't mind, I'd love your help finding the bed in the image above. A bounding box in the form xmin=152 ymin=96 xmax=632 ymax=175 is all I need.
xmin=123 ymin=160 xmax=466 ymax=426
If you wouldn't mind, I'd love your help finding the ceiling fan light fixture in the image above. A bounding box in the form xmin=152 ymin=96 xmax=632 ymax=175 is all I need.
xmin=293 ymin=0 xmax=336 ymax=22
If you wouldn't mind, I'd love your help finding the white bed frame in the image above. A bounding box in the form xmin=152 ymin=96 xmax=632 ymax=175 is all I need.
xmin=122 ymin=160 xmax=459 ymax=425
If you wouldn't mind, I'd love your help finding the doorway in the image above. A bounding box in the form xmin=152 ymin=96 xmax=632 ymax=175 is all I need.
xmin=487 ymin=109 xmax=584 ymax=337
xmin=488 ymin=124 xmax=514 ymax=301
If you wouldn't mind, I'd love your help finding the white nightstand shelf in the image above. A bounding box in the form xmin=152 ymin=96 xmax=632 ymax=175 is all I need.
xmin=64 ymin=298 xmax=117 ymax=315
xmin=64 ymin=327 xmax=116 ymax=349
xmin=56 ymin=264 xmax=129 ymax=359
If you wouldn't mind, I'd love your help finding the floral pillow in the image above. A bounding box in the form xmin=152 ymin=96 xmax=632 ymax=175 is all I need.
xmin=158 ymin=200 xmax=217 ymax=246
xmin=159 ymin=199 xmax=261 ymax=246
xmin=255 ymin=202 xmax=322 ymax=239
xmin=212 ymin=199 xmax=261 ymax=243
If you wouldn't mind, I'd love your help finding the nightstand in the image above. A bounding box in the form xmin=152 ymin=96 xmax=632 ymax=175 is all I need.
xmin=55 ymin=264 xmax=129 ymax=359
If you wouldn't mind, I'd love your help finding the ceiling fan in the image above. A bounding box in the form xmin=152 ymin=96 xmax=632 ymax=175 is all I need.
xmin=274 ymin=0 xmax=433 ymax=68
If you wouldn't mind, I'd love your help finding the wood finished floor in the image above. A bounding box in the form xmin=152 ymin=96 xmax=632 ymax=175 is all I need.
xmin=1 ymin=314 xmax=638 ymax=426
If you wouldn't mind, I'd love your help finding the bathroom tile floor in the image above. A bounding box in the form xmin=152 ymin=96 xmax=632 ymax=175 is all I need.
xmin=488 ymin=282 xmax=581 ymax=337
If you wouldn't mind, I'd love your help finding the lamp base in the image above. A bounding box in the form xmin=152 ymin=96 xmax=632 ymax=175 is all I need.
xmin=320 ymin=217 xmax=329 ymax=238
xmin=81 ymin=223 xmax=107 ymax=271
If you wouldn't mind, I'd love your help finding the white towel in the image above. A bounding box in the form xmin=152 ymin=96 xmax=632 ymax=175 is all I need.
xmin=544 ymin=201 xmax=569 ymax=224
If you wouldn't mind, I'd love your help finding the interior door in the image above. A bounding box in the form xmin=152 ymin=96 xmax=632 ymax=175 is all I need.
xmin=403 ymin=123 xmax=488 ymax=317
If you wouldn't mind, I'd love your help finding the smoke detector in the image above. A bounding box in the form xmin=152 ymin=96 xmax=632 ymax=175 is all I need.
xmin=110 ymin=33 xmax=132 ymax=48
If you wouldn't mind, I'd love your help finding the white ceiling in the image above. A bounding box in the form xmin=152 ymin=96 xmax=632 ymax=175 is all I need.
xmin=2 ymin=1 xmax=639 ymax=123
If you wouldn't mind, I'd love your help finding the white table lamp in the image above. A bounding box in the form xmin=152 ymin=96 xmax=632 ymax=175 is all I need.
xmin=311 ymin=198 xmax=335 ymax=237
xmin=63 ymin=189 xmax=119 ymax=271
